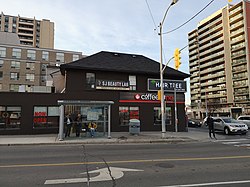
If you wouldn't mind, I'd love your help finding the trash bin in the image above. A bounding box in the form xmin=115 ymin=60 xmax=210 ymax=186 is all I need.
xmin=129 ymin=119 xmax=140 ymax=135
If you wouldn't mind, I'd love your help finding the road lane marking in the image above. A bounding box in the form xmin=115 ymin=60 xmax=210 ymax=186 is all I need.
xmin=158 ymin=179 xmax=250 ymax=187
xmin=1 ymin=155 xmax=250 ymax=168
xmin=235 ymin=144 xmax=250 ymax=147
xmin=222 ymin=142 xmax=241 ymax=144
xmin=216 ymin=138 xmax=248 ymax=142
xmin=45 ymin=167 xmax=143 ymax=184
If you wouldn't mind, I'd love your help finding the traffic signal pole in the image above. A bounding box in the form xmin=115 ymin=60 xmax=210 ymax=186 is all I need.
xmin=159 ymin=0 xmax=178 ymax=139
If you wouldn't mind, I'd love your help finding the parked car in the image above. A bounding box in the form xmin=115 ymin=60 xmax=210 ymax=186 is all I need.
xmin=237 ymin=115 xmax=250 ymax=129
xmin=213 ymin=117 xmax=248 ymax=135
xmin=188 ymin=119 xmax=201 ymax=128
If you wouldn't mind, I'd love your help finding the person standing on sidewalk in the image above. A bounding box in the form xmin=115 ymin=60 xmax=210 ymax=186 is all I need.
xmin=64 ymin=113 xmax=73 ymax=138
xmin=207 ymin=114 xmax=216 ymax=139
xmin=75 ymin=113 xmax=82 ymax=137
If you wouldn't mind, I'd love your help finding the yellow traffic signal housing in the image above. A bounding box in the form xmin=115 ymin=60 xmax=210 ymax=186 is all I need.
xmin=174 ymin=48 xmax=181 ymax=70
xmin=157 ymin=90 xmax=161 ymax=101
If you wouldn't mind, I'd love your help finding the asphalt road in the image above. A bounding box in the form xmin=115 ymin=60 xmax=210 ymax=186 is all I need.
xmin=1 ymin=130 xmax=250 ymax=187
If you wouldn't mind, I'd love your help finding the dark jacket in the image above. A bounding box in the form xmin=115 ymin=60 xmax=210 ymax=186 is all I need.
xmin=207 ymin=116 xmax=214 ymax=127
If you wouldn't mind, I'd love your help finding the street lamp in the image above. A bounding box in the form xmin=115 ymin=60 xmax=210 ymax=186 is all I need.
xmin=159 ymin=0 xmax=178 ymax=139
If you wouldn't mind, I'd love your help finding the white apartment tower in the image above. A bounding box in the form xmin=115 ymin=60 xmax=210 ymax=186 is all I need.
xmin=188 ymin=0 xmax=250 ymax=119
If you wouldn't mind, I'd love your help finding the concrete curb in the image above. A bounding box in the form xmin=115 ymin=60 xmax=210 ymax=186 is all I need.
xmin=0 ymin=137 xmax=197 ymax=146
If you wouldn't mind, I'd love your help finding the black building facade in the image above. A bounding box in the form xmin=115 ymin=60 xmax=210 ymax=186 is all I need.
xmin=0 ymin=51 xmax=189 ymax=135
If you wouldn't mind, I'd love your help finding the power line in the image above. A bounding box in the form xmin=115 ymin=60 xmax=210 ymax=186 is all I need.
xmin=163 ymin=0 xmax=216 ymax=34
xmin=145 ymin=0 xmax=158 ymax=32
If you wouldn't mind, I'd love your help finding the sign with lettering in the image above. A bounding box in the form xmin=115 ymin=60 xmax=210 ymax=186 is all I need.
xmin=119 ymin=92 xmax=185 ymax=103
xmin=147 ymin=78 xmax=186 ymax=92
xmin=33 ymin=111 xmax=47 ymax=123
xmin=96 ymin=79 xmax=129 ymax=90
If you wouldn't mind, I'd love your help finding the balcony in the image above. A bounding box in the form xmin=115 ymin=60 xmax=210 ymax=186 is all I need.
xmin=189 ymin=55 xmax=197 ymax=61
xmin=191 ymin=89 xmax=199 ymax=95
xmin=189 ymin=68 xmax=199 ymax=74
xmin=189 ymin=38 xmax=198 ymax=45
xmin=190 ymin=84 xmax=199 ymax=89
xmin=229 ymin=5 xmax=242 ymax=16
xmin=234 ymin=90 xmax=249 ymax=96
xmin=231 ymin=44 xmax=245 ymax=52
xmin=199 ymin=31 xmax=223 ymax=45
xmin=200 ymin=72 xmax=225 ymax=81
xmin=199 ymin=51 xmax=224 ymax=63
xmin=210 ymin=24 xmax=222 ymax=33
xmin=230 ymin=21 xmax=244 ymax=30
xmin=190 ymin=78 xmax=200 ymax=84
xmin=233 ymin=83 xmax=248 ymax=89
xmin=189 ymin=50 xmax=198 ymax=56
xmin=230 ymin=28 xmax=244 ymax=38
xmin=201 ymin=78 xmax=226 ymax=87
xmin=231 ymin=51 xmax=246 ymax=59
xmin=19 ymin=19 xmax=34 ymax=25
xmin=191 ymin=95 xmax=199 ymax=101
xmin=188 ymin=31 xmax=198 ymax=40
xmin=232 ymin=75 xmax=248 ymax=81
xmin=189 ymin=60 xmax=198 ymax=67
xmin=232 ymin=58 xmax=247 ymax=66
xmin=229 ymin=13 xmax=243 ymax=24
xmin=200 ymin=93 xmax=226 ymax=100
xmin=199 ymin=43 xmax=224 ymax=57
xmin=189 ymin=44 xmax=198 ymax=51
xmin=200 ymin=58 xmax=224 ymax=69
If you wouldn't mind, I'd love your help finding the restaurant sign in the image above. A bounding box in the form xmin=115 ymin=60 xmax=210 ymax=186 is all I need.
xmin=96 ymin=79 xmax=129 ymax=90
xmin=147 ymin=78 xmax=186 ymax=92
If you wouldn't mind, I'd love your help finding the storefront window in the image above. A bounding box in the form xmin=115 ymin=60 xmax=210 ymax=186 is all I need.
xmin=154 ymin=107 xmax=172 ymax=125
xmin=0 ymin=106 xmax=21 ymax=129
xmin=119 ymin=106 xmax=139 ymax=126
xmin=33 ymin=106 xmax=59 ymax=128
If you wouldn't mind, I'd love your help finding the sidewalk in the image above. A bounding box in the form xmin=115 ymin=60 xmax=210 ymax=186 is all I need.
xmin=0 ymin=129 xmax=209 ymax=146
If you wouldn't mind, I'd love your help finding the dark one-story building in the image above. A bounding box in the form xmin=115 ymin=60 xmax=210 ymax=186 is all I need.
xmin=0 ymin=51 xmax=189 ymax=136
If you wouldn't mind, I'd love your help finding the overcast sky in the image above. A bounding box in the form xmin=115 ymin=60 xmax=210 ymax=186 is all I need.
xmin=1 ymin=0 xmax=242 ymax=104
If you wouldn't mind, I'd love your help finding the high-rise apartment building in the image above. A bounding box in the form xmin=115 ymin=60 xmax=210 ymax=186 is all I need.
xmin=0 ymin=12 xmax=54 ymax=49
xmin=188 ymin=0 xmax=250 ymax=119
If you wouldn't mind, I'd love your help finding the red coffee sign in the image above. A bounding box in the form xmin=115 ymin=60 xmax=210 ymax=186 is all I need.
xmin=119 ymin=92 xmax=183 ymax=103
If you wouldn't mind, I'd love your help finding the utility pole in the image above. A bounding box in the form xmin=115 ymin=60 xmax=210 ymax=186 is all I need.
xmin=159 ymin=0 xmax=178 ymax=138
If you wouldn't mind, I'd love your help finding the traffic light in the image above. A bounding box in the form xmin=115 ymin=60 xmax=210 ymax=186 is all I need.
xmin=157 ymin=90 xmax=161 ymax=101
xmin=228 ymin=0 xmax=232 ymax=2
xmin=174 ymin=48 xmax=181 ymax=70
